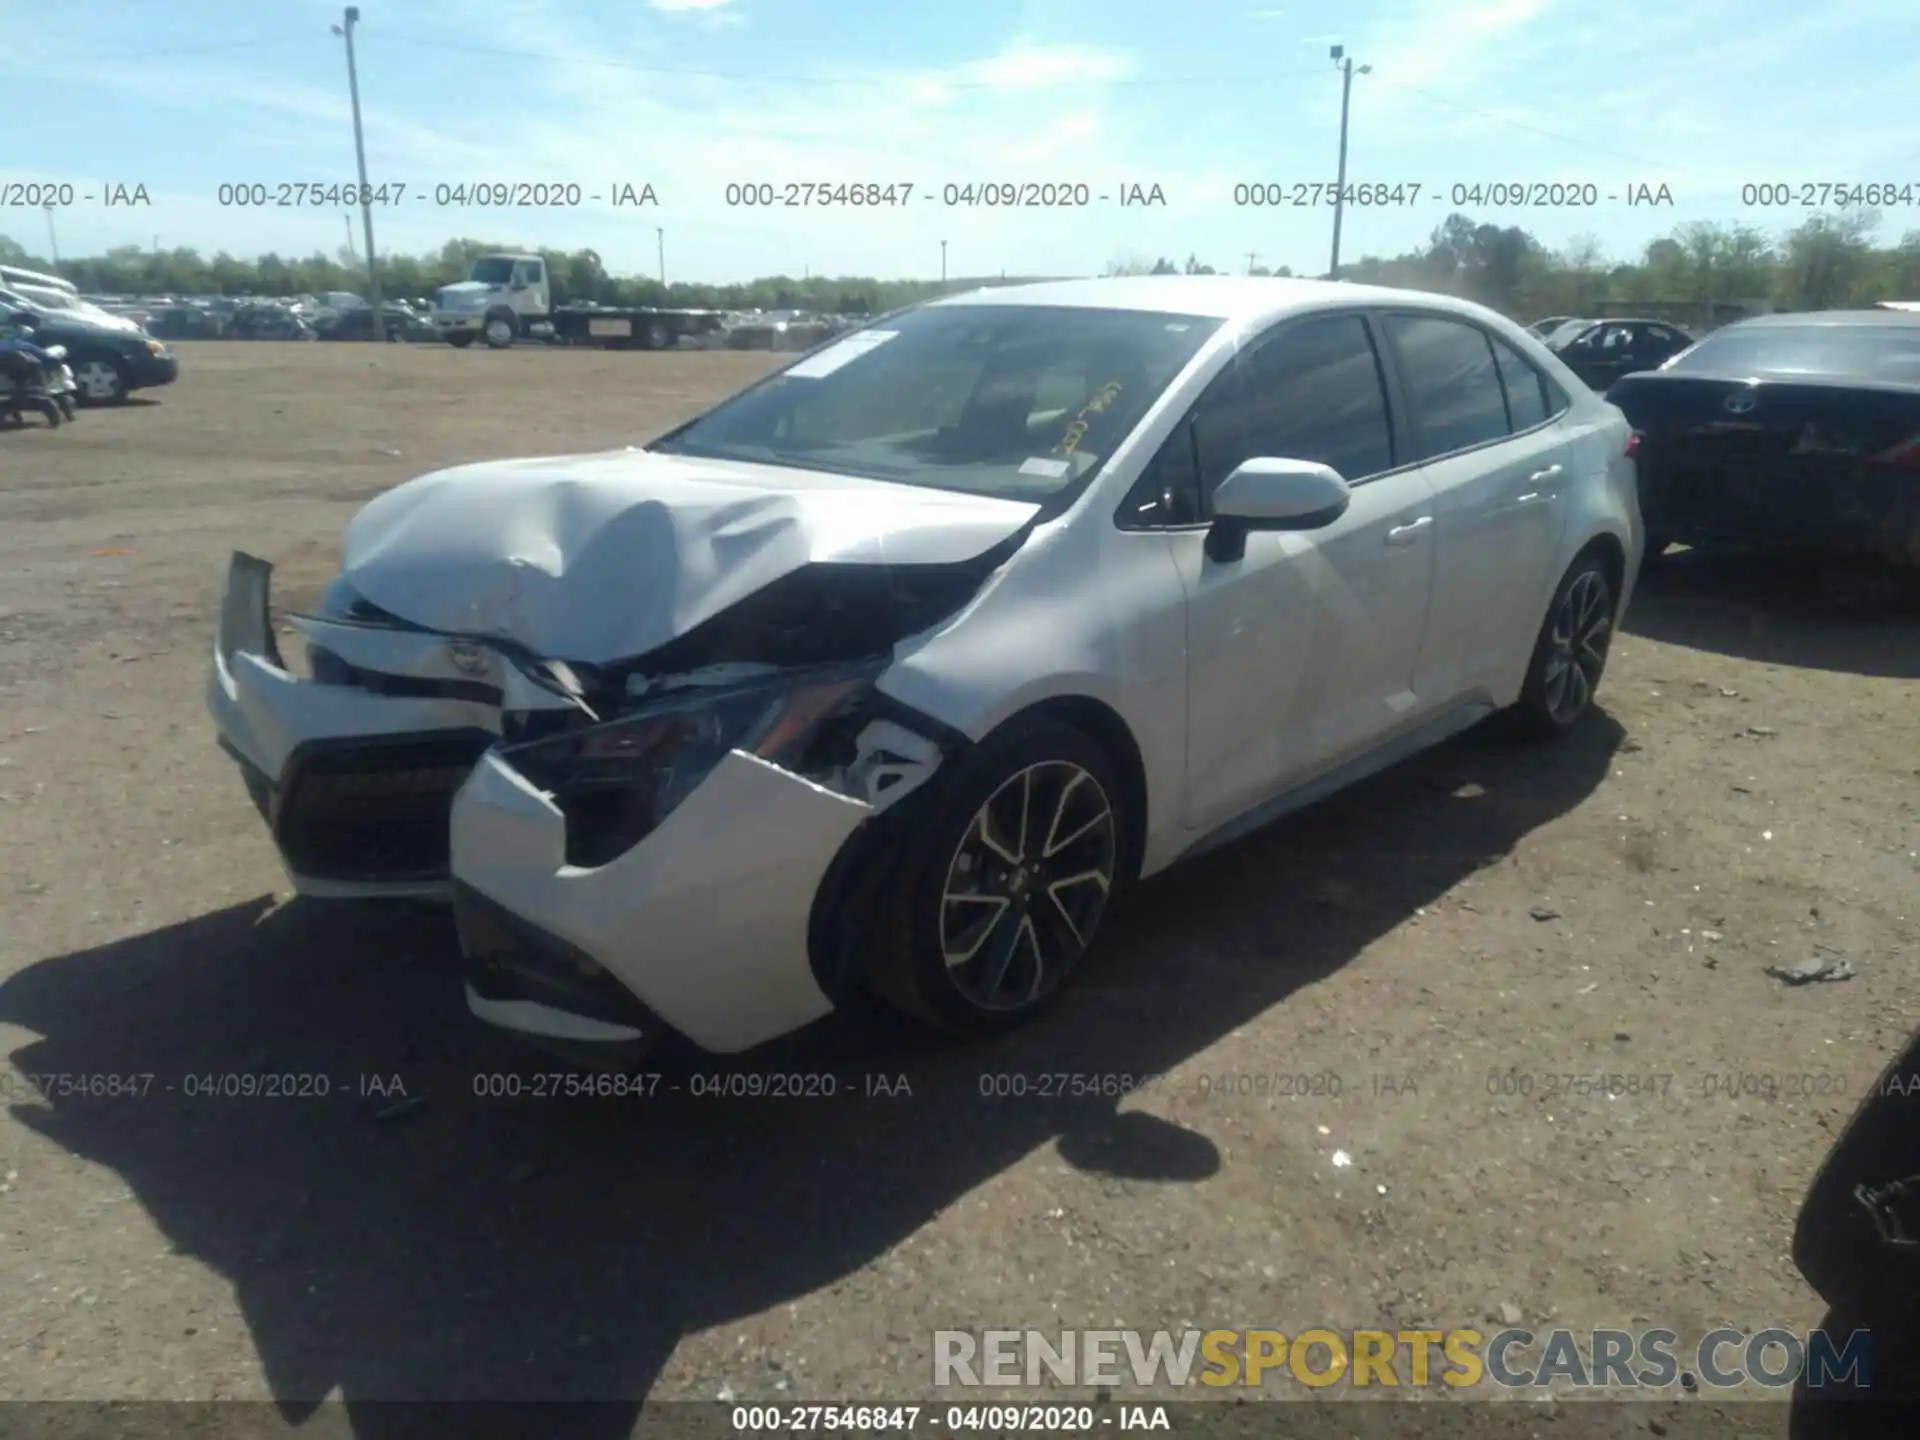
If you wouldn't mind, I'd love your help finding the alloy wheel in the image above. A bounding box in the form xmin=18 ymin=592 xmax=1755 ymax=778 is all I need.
xmin=938 ymin=761 xmax=1118 ymax=1011
xmin=1542 ymin=569 xmax=1613 ymax=724
xmin=74 ymin=360 xmax=123 ymax=402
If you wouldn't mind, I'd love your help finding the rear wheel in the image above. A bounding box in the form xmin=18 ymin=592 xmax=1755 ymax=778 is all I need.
xmin=643 ymin=320 xmax=672 ymax=350
xmin=865 ymin=717 xmax=1126 ymax=1039
xmin=1508 ymin=553 xmax=1616 ymax=738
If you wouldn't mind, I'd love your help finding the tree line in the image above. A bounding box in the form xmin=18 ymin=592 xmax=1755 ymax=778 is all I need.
xmin=4 ymin=210 xmax=1918 ymax=318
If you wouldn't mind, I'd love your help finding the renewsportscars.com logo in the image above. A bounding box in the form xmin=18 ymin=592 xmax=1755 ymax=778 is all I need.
xmin=933 ymin=1327 xmax=1873 ymax=1391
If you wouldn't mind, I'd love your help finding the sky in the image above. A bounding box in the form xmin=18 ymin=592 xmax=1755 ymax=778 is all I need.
xmin=4 ymin=0 xmax=1919 ymax=285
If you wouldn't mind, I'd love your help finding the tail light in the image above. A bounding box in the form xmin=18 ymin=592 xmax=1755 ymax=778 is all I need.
xmin=1869 ymin=432 xmax=1920 ymax=469
xmin=1624 ymin=431 xmax=1641 ymax=459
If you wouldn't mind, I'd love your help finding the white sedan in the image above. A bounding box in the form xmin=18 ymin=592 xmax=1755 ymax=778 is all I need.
xmin=209 ymin=277 xmax=1642 ymax=1066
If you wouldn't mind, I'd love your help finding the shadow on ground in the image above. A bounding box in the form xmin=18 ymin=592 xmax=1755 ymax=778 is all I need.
xmin=1625 ymin=548 xmax=1920 ymax=678
xmin=1 ymin=714 xmax=1621 ymax=1435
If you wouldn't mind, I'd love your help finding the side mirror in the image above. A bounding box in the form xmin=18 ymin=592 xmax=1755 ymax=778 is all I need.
xmin=1206 ymin=458 xmax=1352 ymax=563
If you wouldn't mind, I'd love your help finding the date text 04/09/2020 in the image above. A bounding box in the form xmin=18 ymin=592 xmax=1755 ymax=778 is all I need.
xmin=720 ymin=182 xmax=1168 ymax=209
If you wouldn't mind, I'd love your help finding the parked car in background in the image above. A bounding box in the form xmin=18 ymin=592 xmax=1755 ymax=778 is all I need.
xmin=0 ymin=286 xmax=177 ymax=404
xmin=208 ymin=276 xmax=1639 ymax=1069
xmin=1528 ymin=315 xmax=1580 ymax=338
xmin=1549 ymin=318 xmax=1696 ymax=390
xmin=724 ymin=310 xmax=835 ymax=351
xmin=1608 ymin=309 xmax=1920 ymax=566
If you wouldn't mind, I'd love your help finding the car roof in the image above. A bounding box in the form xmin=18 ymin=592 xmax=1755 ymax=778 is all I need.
xmin=1725 ymin=309 xmax=1920 ymax=329
xmin=925 ymin=275 xmax=1517 ymax=327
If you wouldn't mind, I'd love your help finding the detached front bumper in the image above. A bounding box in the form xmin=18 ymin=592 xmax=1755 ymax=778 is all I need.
xmin=450 ymin=747 xmax=872 ymax=1056
xmin=208 ymin=552 xmax=895 ymax=1060
xmin=208 ymin=553 xmax=512 ymax=899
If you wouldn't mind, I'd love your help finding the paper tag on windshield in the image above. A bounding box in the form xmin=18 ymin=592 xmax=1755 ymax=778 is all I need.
xmin=784 ymin=329 xmax=898 ymax=378
xmin=1018 ymin=456 xmax=1071 ymax=478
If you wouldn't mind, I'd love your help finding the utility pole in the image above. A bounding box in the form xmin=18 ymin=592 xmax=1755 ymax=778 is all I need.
xmin=1328 ymin=45 xmax=1370 ymax=280
xmin=343 ymin=214 xmax=356 ymax=261
xmin=333 ymin=7 xmax=383 ymax=335
xmin=940 ymin=239 xmax=947 ymax=284
xmin=656 ymin=227 xmax=665 ymax=286
xmin=1245 ymin=251 xmax=1257 ymax=275
xmin=44 ymin=204 xmax=59 ymax=266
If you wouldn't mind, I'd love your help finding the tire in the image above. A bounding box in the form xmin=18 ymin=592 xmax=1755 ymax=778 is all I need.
xmin=482 ymin=311 xmax=517 ymax=349
xmin=446 ymin=333 xmax=475 ymax=349
xmin=71 ymin=355 xmax=128 ymax=406
xmin=644 ymin=321 xmax=672 ymax=350
xmin=1793 ymin=1030 xmax=1920 ymax=1332
xmin=1507 ymin=551 xmax=1617 ymax=739
xmin=863 ymin=717 xmax=1128 ymax=1039
xmin=57 ymin=396 xmax=77 ymax=420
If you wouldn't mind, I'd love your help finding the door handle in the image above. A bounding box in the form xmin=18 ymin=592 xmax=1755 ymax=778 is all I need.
xmin=1528 ymin=465 xmax=1564 ymax=484
xmin=1385 ymin=515 xmax=1433 ymax=546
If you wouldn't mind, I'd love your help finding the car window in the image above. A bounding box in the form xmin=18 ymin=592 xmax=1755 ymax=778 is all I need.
xmin=1598 ymin=325 xmax=1633 ymax=350
xmin=1383 ymin=314 xmax=1512 ymax=459
xmin=1192 ymin=313 xmax=1396 ymax=506
xmin=1489 ymin=335 xmax=1551 ymax=430
xmin=1117 ymin=421 xmax=1203 ymax=529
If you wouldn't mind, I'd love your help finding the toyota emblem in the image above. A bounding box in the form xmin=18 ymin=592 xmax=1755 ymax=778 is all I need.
xmin=445 ymin=640 xmax=489 ymax=676
xmin=1723 ymin=391 xmax=1757 ymax=415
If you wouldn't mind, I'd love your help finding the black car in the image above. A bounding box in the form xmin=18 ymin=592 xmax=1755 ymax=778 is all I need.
xmin=1550 ymin=317 xmax=1696 ymax=389
xmin=1608 ymin=310 xmax=1920 ymax=564
xmin=0 ymin=287 xmax=178 ymax=404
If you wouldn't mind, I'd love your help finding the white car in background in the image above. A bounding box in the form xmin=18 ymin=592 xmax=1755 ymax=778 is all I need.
xmin=209 ymin=277 xmax=1641 ymax=1067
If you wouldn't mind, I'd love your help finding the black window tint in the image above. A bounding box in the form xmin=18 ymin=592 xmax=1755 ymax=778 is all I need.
xmin=1489 ymin=336 xmax=1550 ymax=430
xmin=1386 ymin=315 xmax=1513 ymax=458
xmin=1193 ymin=313 xmax=1394 ymax=501
xmin=1118 ymin=422 xmax=1202 ymax=528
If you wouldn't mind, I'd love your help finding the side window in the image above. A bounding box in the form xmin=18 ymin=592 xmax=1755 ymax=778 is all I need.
xmin=1384 ymin=314 xmax=1512 ymax=459
xmin=1489 ymin=335 xmax=1551 ymax=431
xmin=1192 ymin=313 xmax=1395 ymax=505
xmin=1117 ymin=422 xmax=1203 ymax=528
xmin=513 ymin=261 xmax=541 ymax=287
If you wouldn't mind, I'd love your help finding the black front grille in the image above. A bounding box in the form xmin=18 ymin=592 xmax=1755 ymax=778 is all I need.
xmin=275 ymin=730 xmax=496 ymax=883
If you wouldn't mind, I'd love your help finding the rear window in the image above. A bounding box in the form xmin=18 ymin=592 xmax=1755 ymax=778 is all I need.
xmin=1665 ymin=325 xmax=1920 ymax=381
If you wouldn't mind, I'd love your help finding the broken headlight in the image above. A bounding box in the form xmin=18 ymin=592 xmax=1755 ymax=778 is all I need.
xmin=497 ymin=659 xmax=883 ymax=867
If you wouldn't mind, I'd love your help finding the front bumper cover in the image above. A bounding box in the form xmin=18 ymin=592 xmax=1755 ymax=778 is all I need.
xmin=208 ymin=553 xmax=532 ymax=898
xmin=209 ymin=551 xmax=891 ymax=1057
xmin=449 ymin=746 xmax=872 ymax=1055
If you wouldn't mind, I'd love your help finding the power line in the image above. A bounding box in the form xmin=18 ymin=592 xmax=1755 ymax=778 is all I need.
xmin=50 ymin=36 xmax=304 ymax=62
xmin=1371 ymin=79 xmax=1673 ymax=170
xmin=378 ymin=34 xmax=1327 ymax=89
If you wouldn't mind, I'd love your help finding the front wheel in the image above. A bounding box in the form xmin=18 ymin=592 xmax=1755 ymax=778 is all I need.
xmin=865 ymin=717 xmax=1127 ymax=1039
xmin=482 ymin=312 xmax=517 ymax=349
xmin=71 ymin=355 xmax=128 ymax=405
xmin=1508 ymin=553 xmax=1617 ymax=738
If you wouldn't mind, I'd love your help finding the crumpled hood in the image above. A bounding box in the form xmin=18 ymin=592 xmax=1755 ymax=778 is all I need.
xmin=337 ymin=449 xmax=1040 ymax=664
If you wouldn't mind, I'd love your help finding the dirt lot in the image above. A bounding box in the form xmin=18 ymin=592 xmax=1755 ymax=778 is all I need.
xmin=1 ymin=341 xmax=1916 ymax=1428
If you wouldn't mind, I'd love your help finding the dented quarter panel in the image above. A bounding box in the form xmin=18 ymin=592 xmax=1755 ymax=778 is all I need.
xmin=449 ymin=748 xmax=872 ymax=1054
xmin=337 ymin=449 xmax=1040 ymax=665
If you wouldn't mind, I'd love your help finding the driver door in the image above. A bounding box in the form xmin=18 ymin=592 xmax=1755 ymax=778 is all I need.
xmin=1150 ymin=312 xmax=1438 ymax=834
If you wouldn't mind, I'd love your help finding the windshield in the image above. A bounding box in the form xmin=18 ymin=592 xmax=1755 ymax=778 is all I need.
xmin=1664 ymin=324 xmax=1920 ymax=381
xmin=470 ymin=258 xmax=516 ymax=285
xmin=650 ymin=303 xmax=1222 ymax=502
xmin=1545 ymin=320 xmax=1592 ymax=347
xmin=13 ymin=285 xmax=75 ymax=311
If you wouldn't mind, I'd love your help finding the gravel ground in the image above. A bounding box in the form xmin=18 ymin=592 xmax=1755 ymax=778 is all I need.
xmin=1 ymin=341 xmax=1916 ymax=1432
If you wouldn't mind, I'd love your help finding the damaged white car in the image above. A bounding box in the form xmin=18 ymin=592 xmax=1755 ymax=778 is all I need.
xmin=210 ymin=277 xmax=1641 ymax=1066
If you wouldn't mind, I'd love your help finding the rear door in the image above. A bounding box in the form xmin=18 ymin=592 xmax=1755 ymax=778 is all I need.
xmin=1155 ymin=311 xmax=1437 ymax=832
xmin=1378 ymin=312 xmax=1574 ymax=705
